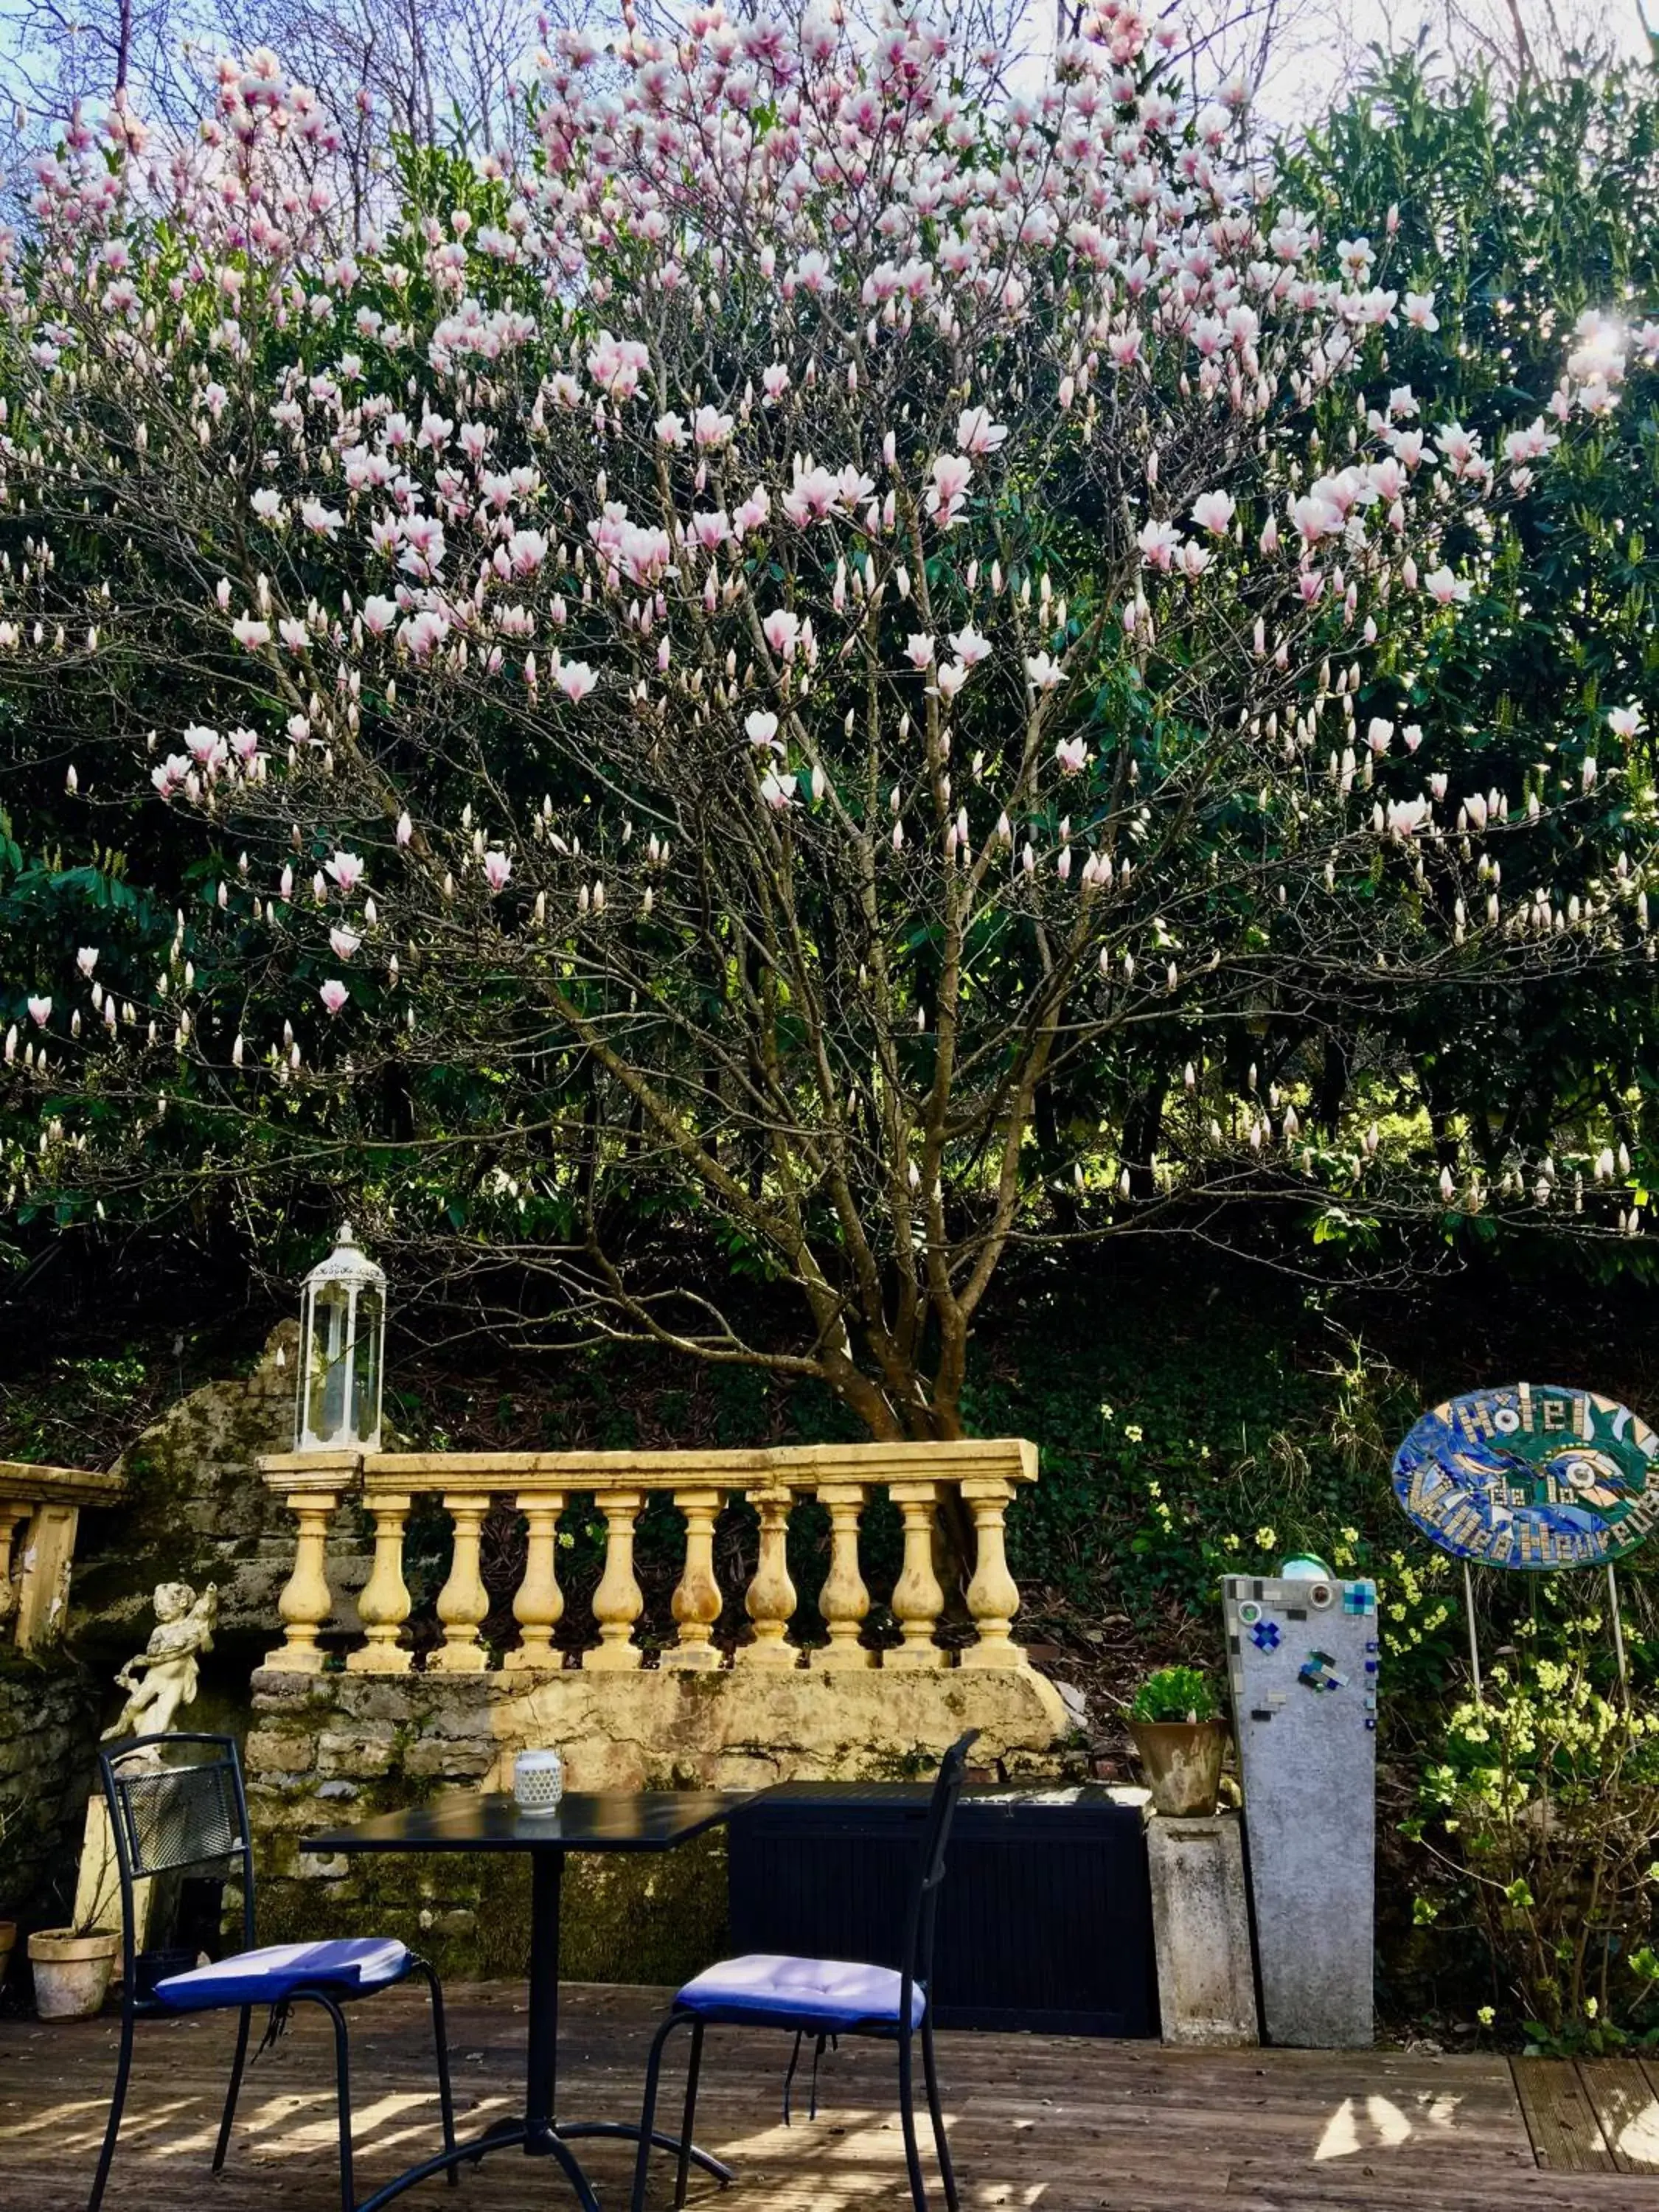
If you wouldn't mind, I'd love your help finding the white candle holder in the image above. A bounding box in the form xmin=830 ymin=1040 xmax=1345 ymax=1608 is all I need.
xmin=512 ymin=1747 xmax=566 ymax=1817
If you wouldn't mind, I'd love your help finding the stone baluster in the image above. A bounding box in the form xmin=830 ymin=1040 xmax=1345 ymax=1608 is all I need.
xmin=587 ymin=1490 xmax=644 ymax=1670
xmin=887 ymin=1480 xmax=946 ymax=1669
xmin=432 ymin=1492 xmax=492 ymax=1673
xmin=507 ymin=1492 xmax=566 ymax=1671
xmin=0 ymin=1507 xmax=22 ymax=1631
xmin=666 ymin=1488 xmax=723 ymax=1670
xmin=959 ymin=1476 xmax=1023 ymax=1667
xmin=347 ymin=1490 xmax=413 ymax=1674
xmin=266 ymin=1486 xmax=340 ymax=1672
xmin=815 ymin=1482 xmax=873 ymax=1669
xmin=741 ymin=1489 xmax=799 ymax=1668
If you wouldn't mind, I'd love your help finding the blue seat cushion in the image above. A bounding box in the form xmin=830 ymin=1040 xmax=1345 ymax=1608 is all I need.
xmin=674 ymin=1953 xmax=925 ymax=2032
xmin=153 ymin=1937 xmax=411 ymax=2012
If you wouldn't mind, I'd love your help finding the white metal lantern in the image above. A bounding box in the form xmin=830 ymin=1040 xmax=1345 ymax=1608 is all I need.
xmin=294 ymin=1222 xmax=386 ymax=1453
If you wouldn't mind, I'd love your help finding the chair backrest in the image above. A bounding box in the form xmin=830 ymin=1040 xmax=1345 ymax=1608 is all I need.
xmin=899 ymin=1729 xmax=978 ymax=1998
xmin=98 ymin=1733 xmax=256 ymax=1986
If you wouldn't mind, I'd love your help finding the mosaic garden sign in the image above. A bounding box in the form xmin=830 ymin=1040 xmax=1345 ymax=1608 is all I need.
xmin=1392 ymin=1384 xmax=1659 ymax=1570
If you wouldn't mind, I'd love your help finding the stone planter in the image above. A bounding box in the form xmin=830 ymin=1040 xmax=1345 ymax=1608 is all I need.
xmin=29 ymin=1928 xmax=119 ymax=2021
xmin=1129 ymin=1719 xmax=1228 ymax=1818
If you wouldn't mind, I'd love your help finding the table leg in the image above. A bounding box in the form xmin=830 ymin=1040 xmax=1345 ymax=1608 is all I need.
xmin=524 ymin=1848 xmax=564 ymax=2145
xmin=521 ymin=1851 xmax=604 ymax=2209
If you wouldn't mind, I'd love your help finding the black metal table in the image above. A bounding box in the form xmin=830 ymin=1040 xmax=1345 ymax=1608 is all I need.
xmin=305 ymin=1790 xmax=748 ymax=2212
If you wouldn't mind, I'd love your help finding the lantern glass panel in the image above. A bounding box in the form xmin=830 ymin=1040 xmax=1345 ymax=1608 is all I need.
xmin=306 ymin=1281 xmax=352 ymax=1444
xmin=352 ymin=1285 xmax=383 ymax=1444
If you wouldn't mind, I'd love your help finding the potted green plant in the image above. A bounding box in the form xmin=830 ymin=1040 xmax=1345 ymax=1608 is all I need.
xmin=1127 ymin=1665 xmax=1230 ymax=1817
xmin=28 ymin=1811 xmax=121 ymax=2022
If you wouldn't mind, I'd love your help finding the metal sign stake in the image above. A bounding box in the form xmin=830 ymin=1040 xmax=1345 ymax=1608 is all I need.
xmin=1607 ymin=1561 xmax=1630 ymax=1698
xmin=1463 ymin=1561 xmax=1483 ymax=1704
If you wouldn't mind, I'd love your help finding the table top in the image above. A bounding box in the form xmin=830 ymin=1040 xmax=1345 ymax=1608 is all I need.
xmin=305 ymin=1789 xmax=750 ymax=1857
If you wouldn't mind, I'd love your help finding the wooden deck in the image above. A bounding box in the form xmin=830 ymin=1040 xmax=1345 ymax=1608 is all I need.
xmin=4 ymin=1981 xmax=1659 ymax=2211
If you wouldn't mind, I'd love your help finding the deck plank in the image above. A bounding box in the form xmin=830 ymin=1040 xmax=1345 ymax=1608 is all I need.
xmin=1 ymin=1984 xmax=1652 ymax=2212
xmin=1510 ymin=2058 xmax=1616 ymax=2171
xmin=1580 ymin=2059 xmax=1659 ymax=2174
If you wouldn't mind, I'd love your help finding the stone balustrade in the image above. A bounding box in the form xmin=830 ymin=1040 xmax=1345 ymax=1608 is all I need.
xmin=0 ymin=1461 xmax=126 ymax=1651
xmin=257 ymin=1440 xmax=1040 ymax=1677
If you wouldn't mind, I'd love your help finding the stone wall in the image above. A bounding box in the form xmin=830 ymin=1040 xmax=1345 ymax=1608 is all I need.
xmin=0 ymin=1648 xmax=100 ymax=1930
xmin=243 ymin=1662 xmax=1078 ymax=1983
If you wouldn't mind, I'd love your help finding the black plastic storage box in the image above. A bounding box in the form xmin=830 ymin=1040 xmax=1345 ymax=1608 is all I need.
xmin=728 ymin=1781 xmax=1156 ymax=2036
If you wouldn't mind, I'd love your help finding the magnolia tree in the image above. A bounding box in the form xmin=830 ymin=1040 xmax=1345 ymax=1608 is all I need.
xmin=0 ymin=4 xmax=1651 ymax=1442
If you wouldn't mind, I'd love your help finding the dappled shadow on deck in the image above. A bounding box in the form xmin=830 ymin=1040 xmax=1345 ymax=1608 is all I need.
xmin=1 ymin=1980 xmax=1655 ymax=2210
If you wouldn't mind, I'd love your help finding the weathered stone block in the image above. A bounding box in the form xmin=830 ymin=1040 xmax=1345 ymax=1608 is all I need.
xmin=1147 ymin=1812 xmax=1259 ymax=2048
xmin=245 ymin=1725 xmax=318 ymax=1775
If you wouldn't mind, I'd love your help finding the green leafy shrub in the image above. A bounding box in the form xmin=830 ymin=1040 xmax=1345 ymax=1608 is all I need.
xmin=1130 ymin=1666 xmax=1218 ymax=1725
xmin=1408 ymin=1609 xmax=1659 ymax=2040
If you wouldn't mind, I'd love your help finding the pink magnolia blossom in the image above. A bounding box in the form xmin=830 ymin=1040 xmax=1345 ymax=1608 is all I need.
xmin=329 ymin=926 xmax=361 ymax=959
xmin=27 ymin=995 xmax=51 ymax=1026
xmin=483 ymin=849 xmax=512 ymax=890
xmin=925 ymin=453 xmax=973 ymax=526
xmin=1608 ymin=703 xmax=1646 ymax=741
xmin=1137 ymin=519 xmax=1180 ymax=570
xmin=557 ymin=661 xmax=597 ymax=703
xmin=762 ymin=610 xmax=801 ymax=660
xmin=77 ymin=947 xmax=99 ymax=977
xmin=325 ymin=849 xmax=366 ymax=895
xmin=1425 ymin=566 xmax=1471 ymax=607
xmin=1026 ymin=653 xmax=1065 ymax=691
xmin=1190 ymin=490 xmax=1235 ymax=535
xmin=782 ymin=465 xmax=846 ymax=526
xmin=1055 ymin=736 xmax=1088 ymax=773
xmin=905 ymin=633 xmax=935 ymax=669
xmin=956 ymin=407 xmax=1007 ymax=456
xmin=319 ymin=978 xmax=349 ymax=1015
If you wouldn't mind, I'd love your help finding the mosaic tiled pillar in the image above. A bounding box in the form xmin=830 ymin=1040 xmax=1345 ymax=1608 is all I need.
xmin=1222 ymin=1569 xmax=1379 ymax=2048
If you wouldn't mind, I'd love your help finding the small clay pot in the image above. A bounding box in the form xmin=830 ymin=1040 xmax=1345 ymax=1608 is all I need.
xmin=29 ymin=1927 xmax=120 ymax=2021
xmin=1128 ymin=1719 xmax=1229 ymax=1818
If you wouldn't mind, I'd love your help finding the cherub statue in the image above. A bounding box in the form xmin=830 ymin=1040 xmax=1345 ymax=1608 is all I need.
xmin=102 ymin=1581 xmax=219 ymax=1741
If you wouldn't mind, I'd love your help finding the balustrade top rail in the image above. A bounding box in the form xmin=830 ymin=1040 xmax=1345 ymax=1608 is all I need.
xmin=0 ymin=1461 xmax=126 ymax=1507
xmin=257 ymin=1437 xmax=1042 ymax=1678
xmin=1 ymin=1460 xmax=125 ymax=1651
xmin=257 ymin=1438 xmax=1039 ymax=1490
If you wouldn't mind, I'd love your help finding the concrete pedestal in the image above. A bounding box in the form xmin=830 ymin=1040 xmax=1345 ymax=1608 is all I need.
xmin=1146 ymin=1812 xmax=1259 ymax=2047
xmin=1224 ymin=1571 xmax=1377 ymax=2048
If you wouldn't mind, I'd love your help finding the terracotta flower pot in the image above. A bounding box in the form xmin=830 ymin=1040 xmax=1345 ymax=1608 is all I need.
xmin=29 ymin=1928 xmax=120 ymax=2021
xmin=1128 ymin=1719 xmax=1229 ymax=1817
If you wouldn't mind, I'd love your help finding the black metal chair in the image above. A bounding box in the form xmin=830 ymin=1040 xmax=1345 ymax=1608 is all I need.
xmin=630 ymin=1729 xmax=979 ymax=2212
xmin=87 ymin=1732 xmax=456 ymax=2212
